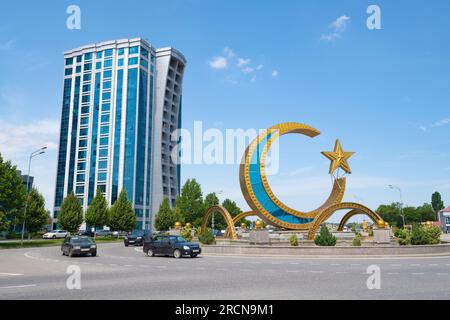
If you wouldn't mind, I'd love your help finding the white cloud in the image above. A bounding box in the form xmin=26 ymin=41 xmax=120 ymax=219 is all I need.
xmin=272 ymin=70 xmax=279 ymax=77
xmin=0 ymin=119 xmax=59 ymax=158
xmin=209 ymin=56 xmax=227 ymax=69
xmin=237 ymin=58 xmax=250 ymax=67
xmin=250 ymin=76 xmax=257 ymax=83
xmin=242 ymin=67 xmax=254 ymax=74
xmin=255 ymin=64 xmax=264 ymax=70
xmin=432 ymin=117 xmax=450 ymax=128
xmin=0 ymin=119 xmax=60 ymax=211
xmin=321 ymin=15 xmax=350 ymax=41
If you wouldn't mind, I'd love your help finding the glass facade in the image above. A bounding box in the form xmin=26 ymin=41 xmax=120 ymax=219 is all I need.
xmin=55 ymin=39 xmax=183 ymax=232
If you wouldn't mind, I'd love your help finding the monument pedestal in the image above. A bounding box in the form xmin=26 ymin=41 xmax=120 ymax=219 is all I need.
xmin=169 ymin=228 xmax=181 ymax=236
xmin=373 ymin=227 xmax=391 ymax=244
xmin=249 ymin=229 xmax=270 ymax=245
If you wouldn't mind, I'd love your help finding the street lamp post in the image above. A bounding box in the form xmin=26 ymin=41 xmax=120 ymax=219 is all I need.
xmin=21 ymin=147 xmax=47 ymax=246
xmin=388 ymin=185 xmax=405 ymax=228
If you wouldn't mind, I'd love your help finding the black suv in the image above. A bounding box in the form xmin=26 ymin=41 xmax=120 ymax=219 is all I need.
xmin=143 ymin=235 xmax=201 ymax=258
xmin=61 ymin=236 xmax=97 ymax=257
xmin=124 ymin=230 xmax=150 ymax=247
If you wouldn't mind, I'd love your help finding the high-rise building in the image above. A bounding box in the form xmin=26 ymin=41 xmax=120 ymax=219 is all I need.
xmin=53 ymin=38 xmax=186 ymax=231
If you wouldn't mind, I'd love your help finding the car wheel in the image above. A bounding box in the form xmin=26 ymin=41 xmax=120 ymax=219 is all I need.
xmin=69 ymin=250 xmax=74 ymax=257
xmin=91 ymin=252 xmax=97 ymax=257
xmin=52 ymin=235 xmax=56 ymax=239
xmin=173 ymin=249 xmax=182 ymax=259
xmin=62 ymin=251 xmax=65 ymax=256
xmin=190 ymin=254 xmax=197 ymax=258
xmin=146 ymin=249 xmax=154 ymax=257
xmin=124 ymin=243 xmax=129 ymax=247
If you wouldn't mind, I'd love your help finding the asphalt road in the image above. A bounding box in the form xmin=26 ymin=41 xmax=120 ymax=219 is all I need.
xmin=0 ymin=242 xmax=449 ymax=299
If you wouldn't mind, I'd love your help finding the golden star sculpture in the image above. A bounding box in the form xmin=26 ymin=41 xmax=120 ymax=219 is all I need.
xmin=321 ymin=139 xmax=355 ymax=174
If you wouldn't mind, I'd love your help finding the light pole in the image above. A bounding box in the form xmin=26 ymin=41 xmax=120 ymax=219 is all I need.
xmin=21 ymin=147 xmax=47 ymax=246
xmin=388 ymin=185 xmax=405 ymax=228
xmin=212 ymin=190 xmax=223 ymax=232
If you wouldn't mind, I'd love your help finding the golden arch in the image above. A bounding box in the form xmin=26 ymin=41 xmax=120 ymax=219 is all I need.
xmin=337 ymin=209 xmax=380 ymax=231
xmin=224 ymin=211 xmax=258 ymax=238
xmin=307 ymin=202 xmax=383 ymax=240
xmin=201 ymin=205 xmax=237 ymax=240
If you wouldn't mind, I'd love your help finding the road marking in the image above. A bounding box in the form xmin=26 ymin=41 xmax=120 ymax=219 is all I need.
xmin=216 ymin=268 xmax=227 ymax=271
xmin=351 ymin=264 xmax=362 ymax=266
xmin=289 ymin=262 xmax=299 ymax=265
xmin=437 ymin=273 xmax=449 ymax=276
xmin=0 ymin=273 xmax=24 ymax=276
xmin=197 ymin=267 xmax=206 ymax=271
xmin=232 ymin=261 xmax=242 ymax=264
xmin=286 ymin=270 xmax=299 ymax=273
xmin=411 ymin=273 xmax=425 ymax=275
xmin=310 ymin=270 xmax=324 ymax=274
xmin=239 ymin=269 xmax=250 ymax=272
xmin=271 ymin=262 xmax=281 ymax=265
xmin=310 ymin=263 xmax=321 ymax=266
xmin=250 ymin=261 xmax=262 ymax=264
xmin=428 ymin=264 xmax=438 ymax=267
xmin=410 ymin=264 xmax=420 ymax=267
xmin=124 ymin=265 xmax=134 ymax=267
xmin=335 ymin=271 xmax=347 ymax=274
xmin=157 ymin=266 xmax=167 ymax=269
xmin=109 ymin=264 xmax=118 ymax=267
xmin=330 ymin=263 xmax=341 ymax=266
xmin=387 ymin=272 xmax=400 ymax=275
xmin=391 ymin=264 xmax=402 ymax=267
xmin=0 ymin=284 xmax=36 ymax=289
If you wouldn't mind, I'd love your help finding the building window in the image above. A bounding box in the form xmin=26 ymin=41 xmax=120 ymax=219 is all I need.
xmin=129 ymin=57 xmax=138 ymax=65
xmin=129 ymin=46 xmax=139 ymax=55
xmin=103 ymin=81 xmax=111 ymax=90
xmin=76 ymin=66 xmax=82 ymax=73
xmin=84 ymin=52 xmax=92 ymax=60
xmin=76 ymin=55 xmax=82 ymax=63
xmin=98 ymin=160 xmax=107 ymax=170
xmin=77 ymin=162 xmax=86 ymax=171
xmin=102 ymin=92 xmax=111 ymax=101
xmin=82 ymin=95 xmax=90 ymax=103
xmin=76 ymin=174 xmax=85 ymax=182
xmin=79 ymin=128 xmax=88 ymax=137
xmin=83 ymin=73 xmax=91 ymax=82
xmin=81 ymin=106 xmax=89 ymax=114
xmin=96 ymin=62 xmax=102 ymax=70
xmin=105 ymin=49 xmax=113 ymax=57
xmin=99 ymin=149 xmax=108 ymax=158
xmin=65 ymin=68 xmax=73 ymax=76
xmin=102 ymin=103 xmax=110 ymax=112
xmin=141 ymin=47 xmax=148 ymax=58
xmin=446 ymin=217 xmax=450 ymax=225
xmin=65 ymin=57 xmax=74 ymax=66
xmin=78 ymin=150 xmax=87 ymax=159
xmin=118 ymin=58 xmax=124 ymax=67
xmin=82 ymin=84 xmax=91 ymax=92
xmin=100 ymin=126 xmax=109 ymax=134
xmin=103 ymin=70 xmax=112 ymax=78
xmin=76 ymin=186 xmax=84 ymax=194
xmin=104 ymin=59 xmax=113 ymax=68
xmin=99 ymin=137 xmax=109 ymax=146
xmin=79 ymin=138 xmax=88 ymax=147
xmin=84 ymin=63 xmax=92 ymax=71
xmin=118 ymin=48 xmax=124 ymax=56
xmin=96 ymin=51 xmax=102 ymax=59
xmin=97 ymin=172 xmax=107 ymax=181
xmin=101 ymin=114 xmax=110 ymax=123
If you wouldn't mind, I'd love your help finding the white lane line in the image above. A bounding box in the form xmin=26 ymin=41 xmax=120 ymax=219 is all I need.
xmin=124 ymin=265 xmax=134 ymax=267
xmin=216 ymin=268 xmax=227 ymax=271
xmin=387 ymin=272 xmax=400 ymax=275
xmin=410 ymin=264 xmax=420 ymax=267
xmin=286 ymin=270 xmax=299 ymax=273
xmin=250 ymin=261 xmax=261 ymax=264
xmin=289 ymin=262 xmax=299 ymax=265
xmin=232 ymin=261 xmax=242 ymax=264
xmin=109 ymin=264 xmax=118 ymax=267
xmin=335 ymin=271 xmax=347 ymax=274
xmin=330 ymin=263 xmax=341 ymax=266
xmin=0 ymin=284 xmax=36 ymax=289
xmin=428 ymin=264 xmax=438 ymax=267
xmin=310 ymin=263 xmax=321 ymax=266
xmin=437 ymin=273 xmax=449 ymax=276
xmin=271 ymin=262 xmax=281 ymax=265
xmin=0 ymin=273 xmax=24 ymax=276
xmin=156 ymin=266 xmax=167 ymax=269
xmin=391 ymin=264 xmax=402 ymax=267
xmin=239 ymin=269 xmax=250 ymax=272
xmin=310 ymin=270 xmax=324 ymax=274
xmin=351 ymin=264 xmax=362 ymax=266
xmin=411 ymin=273 xmax=425 ymax=275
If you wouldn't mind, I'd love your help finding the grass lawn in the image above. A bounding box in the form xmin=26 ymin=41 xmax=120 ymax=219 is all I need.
xmin=0 ymin=237 xmax=123 ymax=249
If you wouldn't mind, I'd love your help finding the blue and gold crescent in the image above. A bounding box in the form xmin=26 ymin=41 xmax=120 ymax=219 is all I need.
xmin=239 ymin=122 xmax=346 ymax=230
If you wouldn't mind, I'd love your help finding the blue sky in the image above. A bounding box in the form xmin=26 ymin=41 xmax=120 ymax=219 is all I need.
xmin=0 ymin=0 xmax=449 ymax=222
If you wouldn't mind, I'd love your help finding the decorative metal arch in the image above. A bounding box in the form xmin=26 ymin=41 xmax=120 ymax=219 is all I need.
xmin=307 ymin=202 xmax=384 ymax=240
xmin=337 ymin=209 xmax=380 ymax=231
xmin=224 ymin=211 xmax=258 ymax=238
xmin=201 ymin=205 xmax=238 ymax=240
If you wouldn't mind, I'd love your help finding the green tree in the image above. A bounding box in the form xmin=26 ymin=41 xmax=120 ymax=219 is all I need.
xmin=377 ymin=203 xmax=403 ymax=227
xmin=415 ymin=203 xmax=436 ymax=222
xmin=314 ymin=225 xmax=337 ymax=246
xmin=175 ymin=179 xmax=204 ymax=226
xmin=109 ymin=189 xmax=136 ymax=232
xmin=432 ymin=192 xmax=444 ymax=216
xmin=155 ymin=198 xmax=178 ymax=231
xmin=85 ymin=188 xmax=109 ymax=236
xmin=22 ymin=187 xmax=50 ymax=236
xmin=58 ymin=192 xmax=83 ymax=234
xmin=0 ymin=210 xmax=9 ymax=232
xmin=0 ymin=153 xmax=27 ymax=227
xmin=204 ymin=192 xmax=219 ymax=208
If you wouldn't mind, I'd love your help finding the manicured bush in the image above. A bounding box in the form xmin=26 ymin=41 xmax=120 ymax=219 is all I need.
xmin=180 ymin=226 xmax=193 ymax=242
xmin=314 ymin=226 xmax=337 ymax=246
xmin=396 ymin=228 xmax=411 ymax=246
xmin=411 ymin=224 xmax=441 ymax=245
xmin=352 ymin=234 xmax=362 ymax=246
xmin=289 ymin=234 xmax=298 ymax=246
xmin=198 ymin=228 xmax=215 ymax=245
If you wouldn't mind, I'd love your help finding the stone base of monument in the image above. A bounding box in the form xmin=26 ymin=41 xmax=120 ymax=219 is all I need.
xmin=249 ymin=229 xmax=270 ymax=245
xmin=169 ymin=228 xmax=181 ymax=236
xmin=373 ymin=227 xmax=391 ymax=244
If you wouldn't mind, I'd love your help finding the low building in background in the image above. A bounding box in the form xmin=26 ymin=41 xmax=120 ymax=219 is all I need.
xmin=438 ymin=206 xmax=450 ymax=233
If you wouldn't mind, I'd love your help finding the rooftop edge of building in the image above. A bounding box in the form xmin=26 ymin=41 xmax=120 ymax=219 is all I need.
xmin=64 ymin=38 xmax=186 ymax=64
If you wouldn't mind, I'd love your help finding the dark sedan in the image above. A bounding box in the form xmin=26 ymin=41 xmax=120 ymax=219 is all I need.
xmin=124 ymin=230 xmax=150 ymax=247
xmin=61 ymin=236 xmax=97 ymax=257
xmin=143 ymin=235 xmax=201 ymax=258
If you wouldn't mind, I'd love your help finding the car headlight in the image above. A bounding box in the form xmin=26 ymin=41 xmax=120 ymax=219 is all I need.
xmin=136 ymin=237 xmax=142 ymax=240
xmin=183 ymin=245 xmax=190 ymax=250
xmin=74 ymin=246 xmax=81 ymax=250
xmin=124 ymin=237 xmax=128 ymax=240
xmin=90 ymin=245 xmax=96 ymax=248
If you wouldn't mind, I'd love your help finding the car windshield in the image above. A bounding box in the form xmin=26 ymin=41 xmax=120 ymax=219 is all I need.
xmin=172 ymin=236 xmax=187 ymax=242
xmin=130 ymin=231 xmax=144 ymax=237
xmin=71 ymin=237 xmax=92 ymax=244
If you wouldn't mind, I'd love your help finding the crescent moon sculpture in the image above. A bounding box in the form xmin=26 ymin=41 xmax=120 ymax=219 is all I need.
xmin=201 ymin=122 xmax=385 ymax=240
